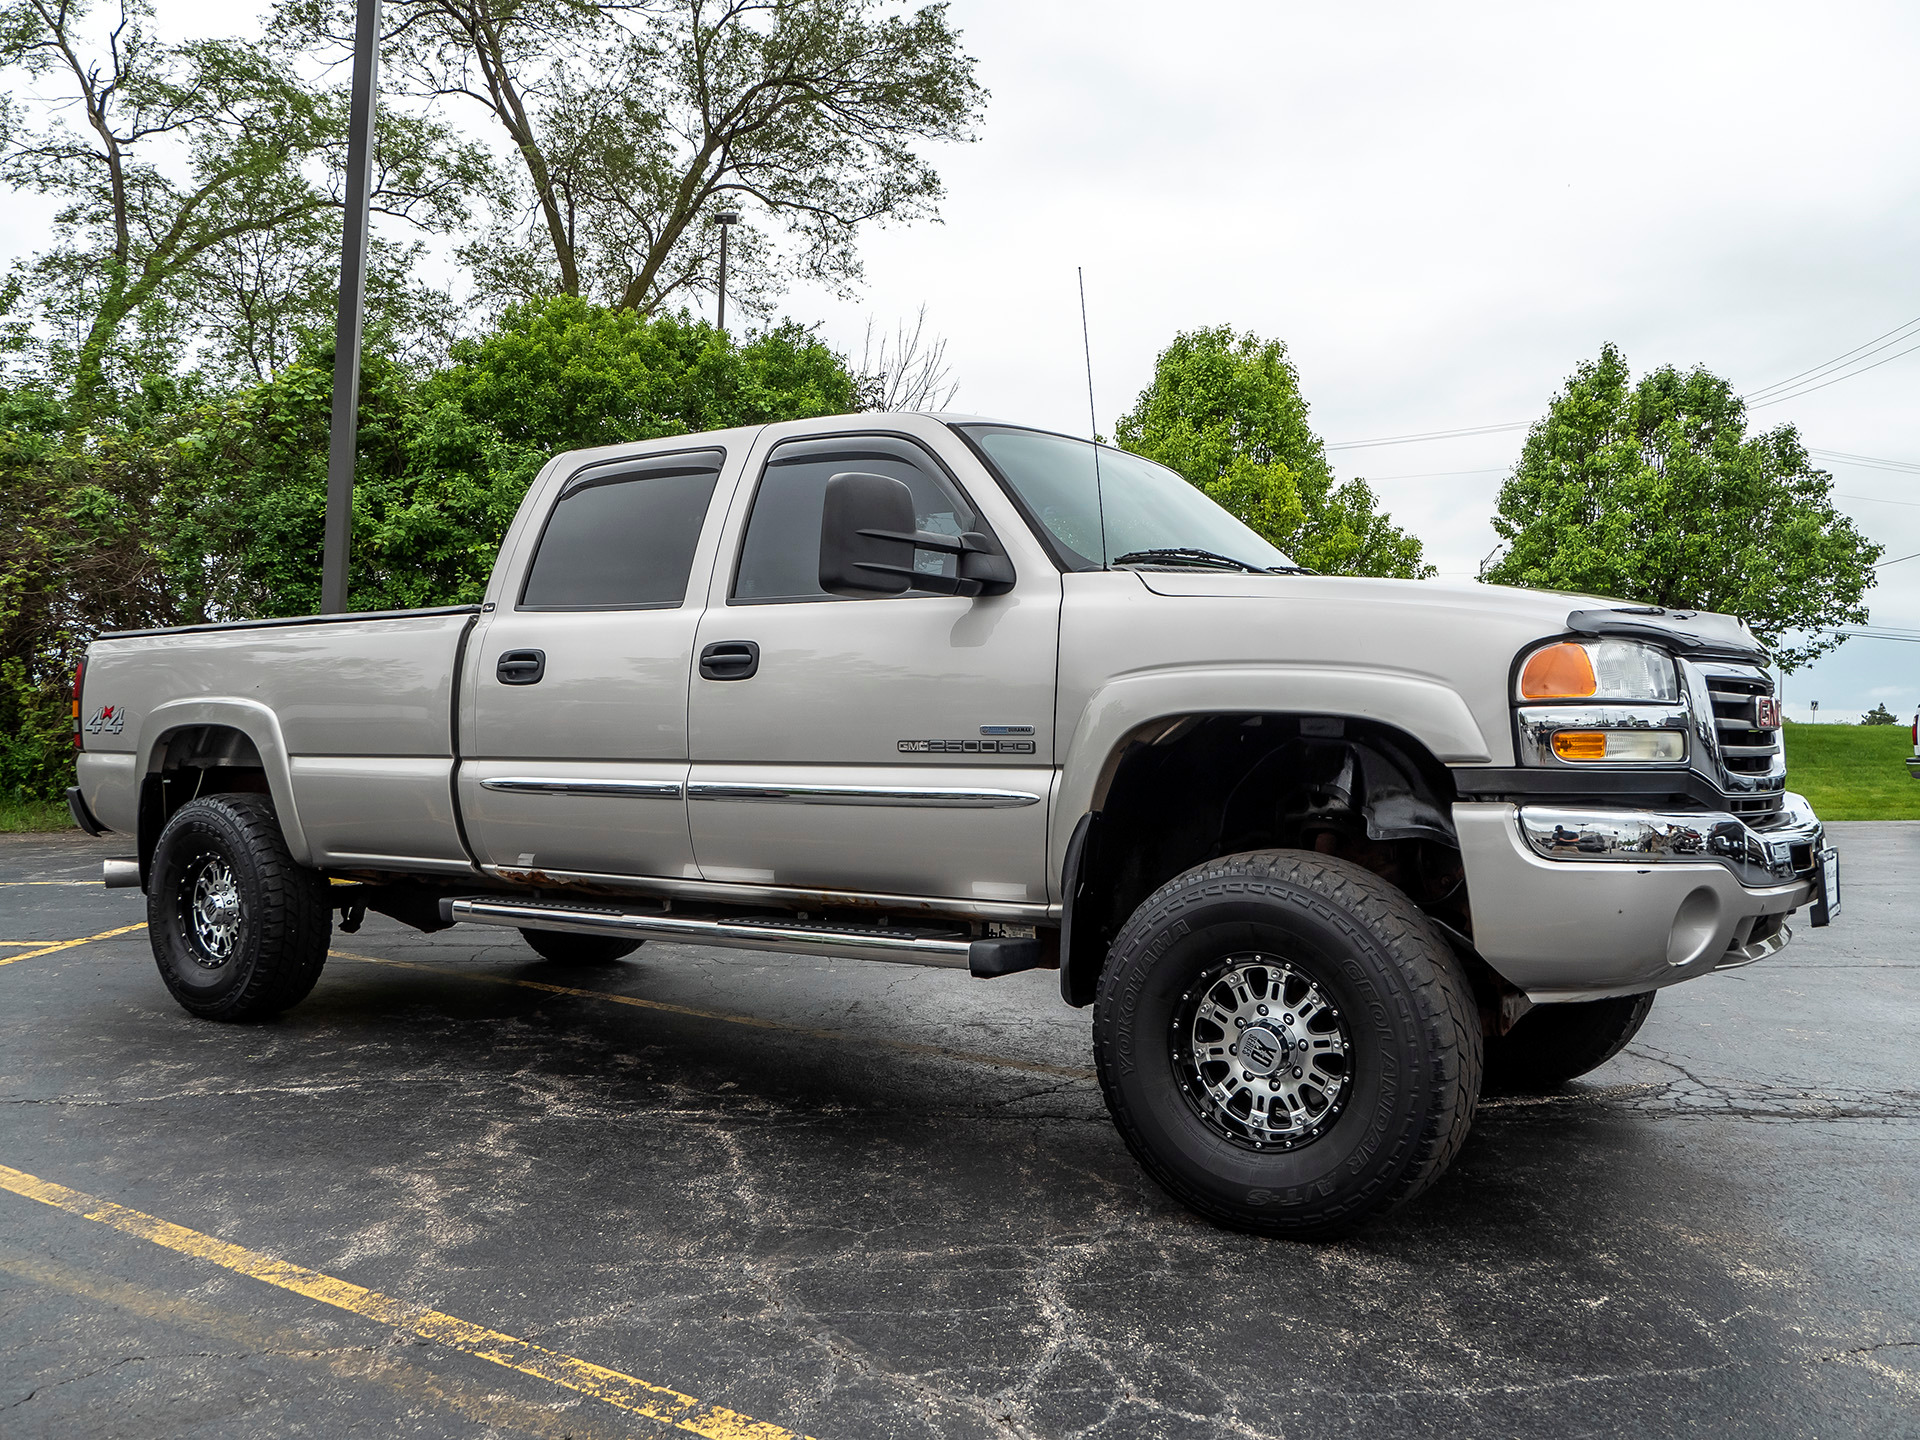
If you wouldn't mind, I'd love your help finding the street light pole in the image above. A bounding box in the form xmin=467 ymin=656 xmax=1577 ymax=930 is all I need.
xmin=320 ymin=0 xmax=382 ymax=615
xmin=714 ymin=207 xmax=741 ymax=334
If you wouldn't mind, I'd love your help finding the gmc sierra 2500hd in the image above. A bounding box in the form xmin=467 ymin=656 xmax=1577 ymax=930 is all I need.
xmin=68 ymin=412 xmax=1839 ymax=1236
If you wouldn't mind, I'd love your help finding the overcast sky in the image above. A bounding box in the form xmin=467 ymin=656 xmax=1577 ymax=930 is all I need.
xmin=8 ymin=1 xmax=1918 ymax=717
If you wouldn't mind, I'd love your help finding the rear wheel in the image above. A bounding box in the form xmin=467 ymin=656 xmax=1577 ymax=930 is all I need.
xmin=1094 ymin=850 xmax=1481 ymax=1238
xmin=518 ymin=929 xmax=643 ymax=964
xmin=1485 ymin=991 xmax=1655 ymax=1092
xmin=147 ymin=794 xmax=330 ymax=1021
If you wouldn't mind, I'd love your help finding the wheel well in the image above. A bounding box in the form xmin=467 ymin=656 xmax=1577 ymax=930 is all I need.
xmin=139 ymin=725 xmax=273 ymax=880
xmin=1060 ymin=713 xmax=1471 ymax=1006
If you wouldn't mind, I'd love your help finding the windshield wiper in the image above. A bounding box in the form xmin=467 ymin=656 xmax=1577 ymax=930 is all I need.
xmin=1111 ymin=547 xmax=1286 ymax=574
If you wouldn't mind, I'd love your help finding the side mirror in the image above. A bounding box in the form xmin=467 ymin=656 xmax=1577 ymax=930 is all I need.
xmin=818 ymin=472 xmax=1016 ymax=598
xmin=820 ymin=472 xmax=916 ymax=597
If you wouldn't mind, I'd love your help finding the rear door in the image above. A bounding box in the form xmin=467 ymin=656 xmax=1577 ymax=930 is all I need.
xmin=686 ymin=425 xmax=1061 ymax=907
xmin=460 ymin=445 xmax=733 ymax=881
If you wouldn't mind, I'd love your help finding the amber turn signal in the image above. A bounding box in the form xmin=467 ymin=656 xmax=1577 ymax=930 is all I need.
xmin=1520 ymin=642 xmax=1598 ymax=700
xmin=1552 ymin=729 xmax=1685 ymax=762
xmin=1551 ymin=730 xmax=1609 ymax=760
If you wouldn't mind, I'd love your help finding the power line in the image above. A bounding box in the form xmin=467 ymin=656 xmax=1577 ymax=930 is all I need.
xmin=1813 ymin=448 xmax=1920 ymax=475
xmin=1828 ymin=628 xmax=1920 ymax=644
xmin=1347 ymin=466 xmax=1510 ymax=481
xmin=1324 ymin=421 xmax=1526 ymax=452
xmin=1747 ymin=337 xmax=1920 ymax=410
xmin=1873 ymin=550 xmax=1920 ymax=570
xmin=1323 ymin=314 xmax=1920 ymax=453
xmin=1742 ymin=312 xmax=1920 ymax=403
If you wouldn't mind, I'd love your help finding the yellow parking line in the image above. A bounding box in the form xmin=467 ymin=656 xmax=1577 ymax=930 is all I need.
xmin=330 ymin=949 xmax=1097 ymax=1082
xmin=0 ymin=1252 xmax=649 ymax=1440
xmin=0 ymin=880 xmax=94 ymax=886
xmin=0 ymin=922 xmax=147 ymax=968
xmin=0 ymin=1163 xmax=815 ymax=1440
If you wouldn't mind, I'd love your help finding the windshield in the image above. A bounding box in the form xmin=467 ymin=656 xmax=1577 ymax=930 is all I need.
xmin=957 ymin=424 xmax=1296 ymax=572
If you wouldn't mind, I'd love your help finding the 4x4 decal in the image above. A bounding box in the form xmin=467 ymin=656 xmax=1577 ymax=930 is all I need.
xmin=84 ymin=704 xmax=125 ymax=735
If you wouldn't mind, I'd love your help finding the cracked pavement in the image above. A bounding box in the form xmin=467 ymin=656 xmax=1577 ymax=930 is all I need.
xmin=1 ymin=823 xmax=1916 ymax=1438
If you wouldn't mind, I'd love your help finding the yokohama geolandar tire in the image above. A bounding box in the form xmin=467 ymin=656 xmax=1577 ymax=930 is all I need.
xmin=147 ymin=793 xmax=331 ymax=1022
xmin=1093 ymin=850 xmax=1482 ymax=1238
xmin=1484 ymin=991 xmax=1656 ymax=1093
xmin=517 ymin=929 xmax=643 ymax=964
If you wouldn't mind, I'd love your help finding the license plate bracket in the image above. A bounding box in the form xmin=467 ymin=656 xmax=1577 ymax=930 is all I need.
xmin=1810 ymin=846 xmax=1841 ymax=927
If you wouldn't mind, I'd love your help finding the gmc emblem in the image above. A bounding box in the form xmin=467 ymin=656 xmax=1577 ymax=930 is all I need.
xmin=1754 ymin=696 xmax=1781 ymax=730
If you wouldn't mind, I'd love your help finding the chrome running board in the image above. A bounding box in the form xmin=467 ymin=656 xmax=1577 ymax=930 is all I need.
xmin=437 ymin=896 xmax=1042 ymax=978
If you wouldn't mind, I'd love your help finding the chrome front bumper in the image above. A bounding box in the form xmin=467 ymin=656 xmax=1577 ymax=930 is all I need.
xmin=1455 ymin=795 xmax=1822 ymax=1003
xmin=1516 ymin=792 xmax=1824 ymax=887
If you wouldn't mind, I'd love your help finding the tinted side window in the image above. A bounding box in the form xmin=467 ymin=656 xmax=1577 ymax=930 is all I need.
xmin=733 ymin=437 xmax=975 ymax=603
xmin=519 ymin=450 xmax=722 ymax=609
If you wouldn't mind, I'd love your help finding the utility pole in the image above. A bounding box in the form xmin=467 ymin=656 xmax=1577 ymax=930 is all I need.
xmin=715 ymin=207 xmax=741 ymax=334
xmin=321 ymin=0 xmax=382 ymax=615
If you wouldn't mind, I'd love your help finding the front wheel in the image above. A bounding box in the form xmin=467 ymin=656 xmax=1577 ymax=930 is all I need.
xmin=147 ymin=793 xmax=331 ymax=1021
xmin=1485 ymin=992 xmax=1655 ymax=1093
xmin=1094 ymin=850 xmax=1482 ymax=1238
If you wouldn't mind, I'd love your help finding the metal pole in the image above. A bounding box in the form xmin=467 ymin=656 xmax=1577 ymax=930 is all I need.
xmin=321 ymin=0 xmax=382 ymax=615
xmin=717 ymin=222 xmax=728 ymax=335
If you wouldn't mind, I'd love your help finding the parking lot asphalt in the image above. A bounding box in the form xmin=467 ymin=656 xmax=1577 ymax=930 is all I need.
xmin=1 ymin=825 xmax=1916 ymax=1440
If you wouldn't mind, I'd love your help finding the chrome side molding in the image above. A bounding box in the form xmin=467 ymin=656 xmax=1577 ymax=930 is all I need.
xmin=479 ymin=777 xmax=684 ymax=799
xmin=686 ymin=781 xmax=1040 ymax=808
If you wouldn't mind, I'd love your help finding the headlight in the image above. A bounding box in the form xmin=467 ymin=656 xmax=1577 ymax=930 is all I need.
xmin=1518 ymin=639 xmax=1679 ymax=703
xmin=1515 ymin=638 xmax=1689 ymax=766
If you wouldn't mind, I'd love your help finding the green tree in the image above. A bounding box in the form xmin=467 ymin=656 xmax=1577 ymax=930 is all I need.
xmin=1483 ymin=344 xmax=1880 ymax=671
xmin=1861 ymin=702 xmax=1899 ymax=725
xmin=281 ymin=0 xmax=985 ymax=319
xmin=1115 ymin=326 xmax=1432 ymax=578
xmin=161 ymin=296 xmax=860 ymax=620
xmin=0 ymin=0 xmax=488 ymax=409
xmin=0 ymin=297 xmax=862 ymax=805
xmin=0 ymin=381 xmax=194 ymax=801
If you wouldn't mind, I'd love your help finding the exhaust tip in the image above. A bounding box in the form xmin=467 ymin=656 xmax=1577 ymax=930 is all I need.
xmin=102 ymin=858 xmax=141 ymax=889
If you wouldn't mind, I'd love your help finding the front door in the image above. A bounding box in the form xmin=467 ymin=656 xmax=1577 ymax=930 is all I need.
xmin=686 ymin=430 xmax=1060 ymax=906
xmin=461 ymin=446 xmax=731 ymax=881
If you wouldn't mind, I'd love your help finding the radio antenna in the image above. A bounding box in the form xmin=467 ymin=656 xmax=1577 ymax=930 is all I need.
xmin=1078 ymin=266 xmax=1109 ymax=565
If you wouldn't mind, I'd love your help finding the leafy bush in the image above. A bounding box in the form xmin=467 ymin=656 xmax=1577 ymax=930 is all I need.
xmin=0 ymin=301 xmax=858 ymax=803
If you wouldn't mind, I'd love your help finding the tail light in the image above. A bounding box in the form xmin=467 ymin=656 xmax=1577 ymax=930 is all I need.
xmin=71 ymin=658 xmax=85 ymax=750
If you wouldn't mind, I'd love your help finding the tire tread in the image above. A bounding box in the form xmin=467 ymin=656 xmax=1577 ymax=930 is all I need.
xmin=1094 ymin=849 xmax=1482 ymax=1235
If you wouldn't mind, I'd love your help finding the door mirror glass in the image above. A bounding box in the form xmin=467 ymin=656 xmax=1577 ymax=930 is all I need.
xmin=819 ymin=472 xmax=916 ymax=597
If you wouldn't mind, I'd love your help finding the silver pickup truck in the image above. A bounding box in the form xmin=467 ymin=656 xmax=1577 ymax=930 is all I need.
xmin=69 ymin=412 xmax=1839 ymax=1236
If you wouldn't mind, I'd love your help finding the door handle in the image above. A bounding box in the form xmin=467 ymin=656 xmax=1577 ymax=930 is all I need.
xmin=496 ymin=649 xmax=545 ymax=685
xmin=699 ymin=640 xmax=760 ymax=681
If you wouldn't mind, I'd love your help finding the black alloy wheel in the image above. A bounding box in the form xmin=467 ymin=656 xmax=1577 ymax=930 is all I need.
xmin=1094 ymin=849 xmax=1482 ymax=1238
xmin=147 ymin=793 xmax=331 ymax=1021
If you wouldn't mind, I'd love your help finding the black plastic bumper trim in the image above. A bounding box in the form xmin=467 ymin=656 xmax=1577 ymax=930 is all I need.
xmin=65 ymin=786 xmax=107 ymax=837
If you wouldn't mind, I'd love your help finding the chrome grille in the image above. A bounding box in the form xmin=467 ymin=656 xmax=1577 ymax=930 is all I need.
xmin=1707 ymin=676 xmax=1781 ymax=773
xmin=1688 ymin=663 xmax=1785 ymax=817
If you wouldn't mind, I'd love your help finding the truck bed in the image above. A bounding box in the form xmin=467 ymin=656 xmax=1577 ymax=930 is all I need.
xmin=77 ymin=606 xmax=482 ymax=873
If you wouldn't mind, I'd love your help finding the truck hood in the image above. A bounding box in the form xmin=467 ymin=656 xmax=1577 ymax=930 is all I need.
xmin=1133 ymin=572 xmax=1769 ymax=664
